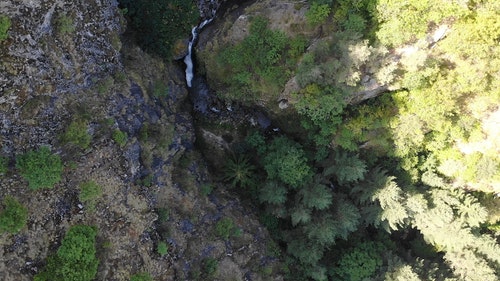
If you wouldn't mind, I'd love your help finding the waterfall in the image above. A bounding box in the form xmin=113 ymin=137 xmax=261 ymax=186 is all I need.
xmin=184 ymin=6 xmax=217 ymax=88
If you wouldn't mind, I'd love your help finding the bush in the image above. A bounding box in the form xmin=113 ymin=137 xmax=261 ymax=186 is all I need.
xmin=16 ymin=147 xmax=63 ymax=190
xmin=157 ymin=241 xmax=168 ymax=256
xmin=0 ymin=156 xmax=7 ymax=175
xmin=215 ymin=217 xmax=235 ymax=240
xmin=79 ymin=181 xmax=102 ymax=204
xmin=130 ymin=273 xmax=153 ymax=281
xmin=200 ymin=184 xmax=213 ymax=196
xmin=35 ymin=225 xmax=99 ymax=281
xmin=0 ymin=15 xmax=11 ymax=42
xmin=203 ymin=257 xmax=218 ymax=278
xmin=0 ymin=196 xmax=28 ymax=234
xmin=112 ymin=129 xmax=128 ymax=147
xmin=156 ymin=207 xmax=170 ymax=222
xmin=306 ymin=3 xmax=331 ymax=26
xmin=56 ymin=14 xmax=75 ymax=35
xmin=61 ymin=120 xmax=91 ymax=149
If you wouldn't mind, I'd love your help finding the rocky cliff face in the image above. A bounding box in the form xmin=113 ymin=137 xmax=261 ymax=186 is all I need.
xmin=0 ymin=0 xmax=281 ymax=280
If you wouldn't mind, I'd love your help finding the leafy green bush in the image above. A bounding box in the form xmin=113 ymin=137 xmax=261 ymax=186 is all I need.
xmin=35 ymin=225 xmax=99 ymax=281
xmin=215 ymin=217 xmax=235 ymax=240
xmin=157 ymin=241 xmax=168 ymax=256
xmin=61 ymin=120 xmax=91 ymax=149
xmin=0 ymin=15 xmax=11 ymax=41
xmin=306 ymin=3 xmax=331 ymax=26
xmin=16 ymin=147 xmax=63 ymax=190
xmin=130 ymin=273 xmax=153 ymax=281
xmin=119 ymin=0 xmax=199 ymax=58
xmin=112 ymin=129 xmax=128 ymax=147
xmin=0 ymin=196 xmax=28 ymax=234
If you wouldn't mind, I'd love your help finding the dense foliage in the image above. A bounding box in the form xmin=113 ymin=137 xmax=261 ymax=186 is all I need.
xmin=210 ymin=0 xmax=500 ymax=280
xmin=35 ymin=225 xmax=99 ymax=281
xmin=119 ymin=0 xmax=199 ymax=58
xmin=16 ymin=146 xmax=63 ymax=190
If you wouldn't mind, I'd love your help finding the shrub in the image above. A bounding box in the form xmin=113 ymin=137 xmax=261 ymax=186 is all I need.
xmin=96 ymin=76 xmax=114 ymax=94
xmin=16 ymin=147 xmax=63 ymax=190
xmin=200 ymin=184 xmax=213 ymax=196
xmin=61 ymin=120 xmax=91 ymax=149
xmin=156 ymin=207 xmax=170 ymax=222
xmin=202 ymin=257 xmax=218 ymax=278
xmin=79 ymin=181 xmax=102 ymax=203
xmin=0 ymin=15 xmax=11 ymax=41
xmin=306 ymin=3 xmax=331 ymax=26
xmin=130 ymin=273 xmax=153 ymax=281
xmin=0 ymin=196 xmax=28 ymax=234
xmin=35 ymin=225 xmax=99 ymax=281
xmin=157 ymin=241 xmax=168 ymax=256
xmin=56 ymin=14 xmax=75 ymax=34
xmin=112 ymin=129 xmax=128 ymax=147
xmin=0 ymin=155 xmax=7 ymax=175
xmin=215 ymin=217 xmax=235 ymax=240
xmin=152 ymin=81 xmax=168 ymax=98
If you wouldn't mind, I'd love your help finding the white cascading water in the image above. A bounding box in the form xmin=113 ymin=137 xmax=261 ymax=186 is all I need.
xmin=184 ymin=8 xmax=216 ymax=88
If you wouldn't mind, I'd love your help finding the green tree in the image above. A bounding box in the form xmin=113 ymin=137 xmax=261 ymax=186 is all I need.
xmin=16 ymin=146 xmax=63 ymax=190
xmin=35 ymin=225 xmax=99 ymax=281
xmin=351 ymin=168 xmax=408 ymax=231
xmin=263 ymin=137 xmax=312 ymax=188
xmin=259 ymin=181 xmax=288 ymax=205
xmin=0 ymin=196 xmax=28 ymax=234
xmin=331 ymin=242 xmax=384 ymax=281
xmin=222 ymin=154 xmax=255 ymax=188
xmin=306 ymin=3 xmax=331 ymax=26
